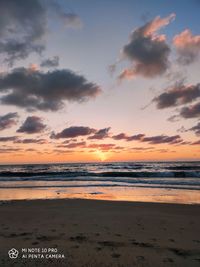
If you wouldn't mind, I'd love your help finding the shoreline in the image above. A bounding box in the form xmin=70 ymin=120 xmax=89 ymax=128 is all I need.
xmin=1 ymin=197 xmax=200 ymax=206
xmin=1 ymin=198 xmax=200 ymax=266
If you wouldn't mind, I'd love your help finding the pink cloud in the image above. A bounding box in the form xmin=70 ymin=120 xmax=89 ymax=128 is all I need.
xmin=173 ymin=29 xmax=200 ymax=64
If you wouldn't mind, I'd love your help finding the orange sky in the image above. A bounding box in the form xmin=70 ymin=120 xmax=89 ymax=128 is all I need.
xmin=0 ymin=1 xmax=200 ymax=163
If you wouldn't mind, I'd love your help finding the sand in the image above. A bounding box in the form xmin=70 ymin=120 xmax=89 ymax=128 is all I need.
xmin=0 ymin=199 xmax=200 ymax=267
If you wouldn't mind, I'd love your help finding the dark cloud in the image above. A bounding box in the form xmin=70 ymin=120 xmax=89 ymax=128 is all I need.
xmin=0 ymin=112 xmax=18 ymax=131
xmin=112 ymin=132 xmax=182 ymax=145
xmin=88 ymin=127 xmax=111 ymax=140
xmin=0 ymin=0 xmax=82 ymax=65
xmin=112 ymin=132 xmax=179 ymax=144
xmin=153 ymin=83 xmax=200 ymax=109
xmin=173 ymin=29 xmax=200 ymax=64
xmin=127 ymin=134 xmax=145 ymax=141
xmin=0 ymin=136 xmax=18 ymax=142
xmin=142 ymin=134 xmax=182 ymax=144
xmin=112 ymin=133 xmax=128 ymax=140
xmin=188 ymin=122 xmax=200 ymax=135
xmin=40 ymin=56 xmax=59 ymax=68
xmin=0 ymin=68 xmax=101 ymax=111
xmin=14 ymin=138 xmax=47 ymax=144
xmin=112 ymin=133 xmax=144 ymax=141
xmin=51 ymin=126 xmax=96 ymax=139
xmin=179 ymin=101 xmax=200 ymax=119
xmin=0 ymin=0 xmax=46 ymax=65
xmin=116 ymin=14 xmax=175 ymax=79
xmin=17 ymin=116 xmax=46 ymax=134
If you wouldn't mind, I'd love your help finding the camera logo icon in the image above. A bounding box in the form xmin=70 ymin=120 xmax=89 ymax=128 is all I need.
xmin=8 ymin=248 xmax=19 ymax=259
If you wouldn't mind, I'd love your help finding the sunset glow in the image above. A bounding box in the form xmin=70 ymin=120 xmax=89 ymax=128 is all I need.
xmin=0 ymin=0 xmax=199 ymax=164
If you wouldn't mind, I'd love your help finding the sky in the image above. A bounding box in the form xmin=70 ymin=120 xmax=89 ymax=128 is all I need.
xmin=0 ymin=0 xmax=200 ymax=163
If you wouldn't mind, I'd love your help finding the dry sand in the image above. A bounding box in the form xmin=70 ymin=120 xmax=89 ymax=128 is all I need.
xmin=0 ymin=199 xmax=200 ymax=267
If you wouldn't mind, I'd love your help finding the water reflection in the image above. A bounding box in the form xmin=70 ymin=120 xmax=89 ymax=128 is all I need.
xmin=0 ymin=186 xmax=200 ymax=204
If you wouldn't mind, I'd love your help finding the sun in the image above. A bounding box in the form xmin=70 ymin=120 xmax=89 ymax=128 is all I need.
xmin=95 ymin=150 xmax=108 ymax=162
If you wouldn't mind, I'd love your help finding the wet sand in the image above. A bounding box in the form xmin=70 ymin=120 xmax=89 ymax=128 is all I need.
xmin=0 ymin=199 xmax=200 ymax=267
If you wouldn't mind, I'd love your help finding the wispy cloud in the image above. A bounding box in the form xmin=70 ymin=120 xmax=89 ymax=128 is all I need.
xmin=0 ymin=112 xmax=18 ymax=131
xmin=153 ymin=82 xmax=200 ymax=109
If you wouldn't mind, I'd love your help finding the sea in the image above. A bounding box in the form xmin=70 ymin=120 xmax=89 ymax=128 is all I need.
xmin=0 ymin=161 xmax=200 ymax=204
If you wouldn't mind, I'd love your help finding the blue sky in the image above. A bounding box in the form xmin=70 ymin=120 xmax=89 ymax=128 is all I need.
xmin=0 ymin=0 xmax=200 ymax=162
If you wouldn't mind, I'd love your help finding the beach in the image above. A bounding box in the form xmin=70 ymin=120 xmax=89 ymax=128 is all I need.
xmin=0 ymin=199 xmax=200 ymax=267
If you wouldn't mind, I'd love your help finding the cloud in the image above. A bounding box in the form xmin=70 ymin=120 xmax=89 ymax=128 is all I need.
xmin=115 ymin=14 xmax=175 ymax=80
xmin=173 ymin=29 xmax=200 ymax=64
xmin=58 ymin=141 xmax=86 ymax=149
xmin=58 ymin=13 xmax=82 ymax=28
xmin=112 ymin=133 xmax=145 ymax=141
xmin=112 ymin=133 xmax=128 ymax=140
xmin=153 ymin=83 xmax=200 ymax=109
xmin=179 ymin=101 xmax=200 ymax=118
xmin=49 ymin=1 xmax=82 ymax=28
xmin=141 ymin=134 xmax=182 ymax=144
xmin=0 ymin=0 xmax=46 ymax=65
xmin=0 ymin=112 xmax=18 ymax=131
xmin=40 ymin=56 xmax=59 ymax=68
xmin=0 ymin=68 xmax=101 ymax=111
xmin=88 ymin=127 xmax=111 ymax=140
xmin=112 ymin=132 xmax=180 ymax=144
xmin=0 ymin=0 xmax=82 ymax=65
xmin=53 ymin=149 xmax=75 ymax=154
xmin=192 ymin=140 xmax=200 ymax=145
xmin=127 ymin=134 xmax=145 ymax=141
xmin=0 ymin=136 xmax=18 ymax=142
xmin=167 ymin=115 xmax=180 ymax=122
xmin=0 ymin=147 xmax=22 ymax=154
xmin=188 ymin=122 xmax=200 ymax=135
xmin=51 ymin=126 xmax=96 ymax=139
xmin=14 ymin=138 xmax=47 ymax=144
xmin=153 ymin=82 xmax=200 ymax=120
xmin=88 ymin=143 xmax=116 ymax=151
xmin=113 ymin=132 xmax=182 ymax=144
xmin=17 ymin=116 xmax=46 ymax=134
xmin=131 ymin=147 xmax=154 ymax=151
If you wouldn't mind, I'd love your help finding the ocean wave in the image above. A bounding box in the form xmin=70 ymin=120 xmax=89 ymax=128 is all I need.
xmin=0 ymin=170 xmax=199 ymax=179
